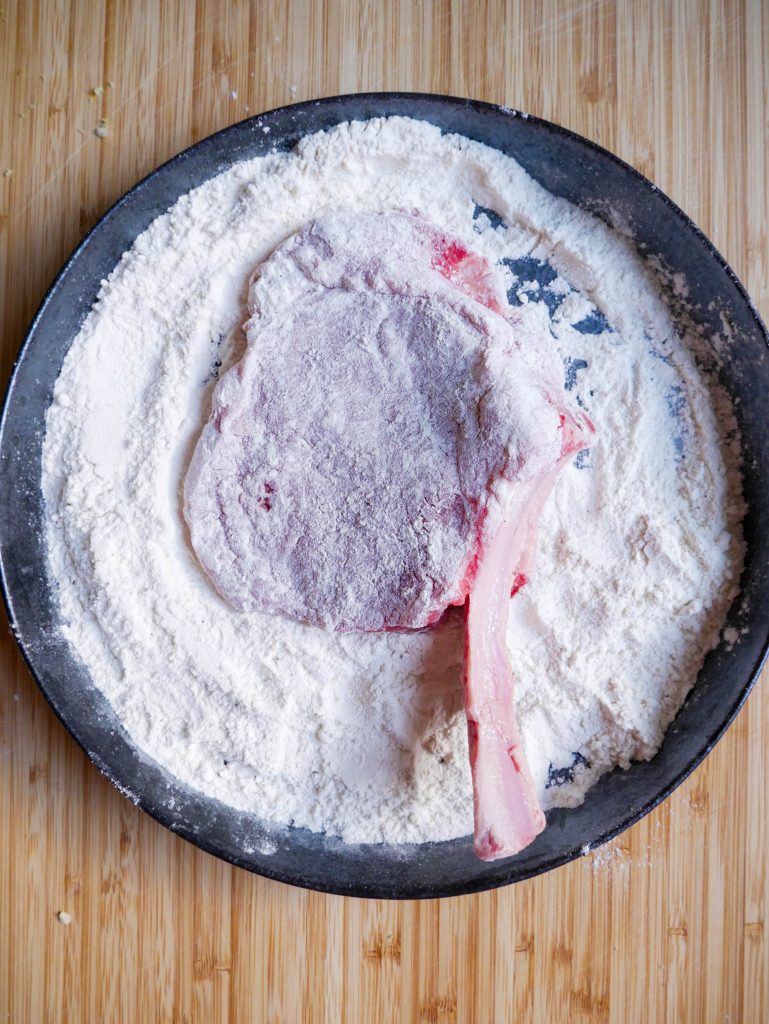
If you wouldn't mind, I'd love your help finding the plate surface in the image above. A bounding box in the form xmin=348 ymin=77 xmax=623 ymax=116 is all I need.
xmin=1 ymin=93 xmax=768 ymax=899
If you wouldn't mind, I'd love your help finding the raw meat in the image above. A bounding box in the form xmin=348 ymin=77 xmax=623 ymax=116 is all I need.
xmin=465 ymin=413 xmax=588 ymax=859
xmin=184 ymin=211 xmax=590 ymax=859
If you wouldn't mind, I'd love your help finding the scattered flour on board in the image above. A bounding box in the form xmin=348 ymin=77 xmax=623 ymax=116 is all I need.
xmin=42 ymin=117 xmax=745 ymax=845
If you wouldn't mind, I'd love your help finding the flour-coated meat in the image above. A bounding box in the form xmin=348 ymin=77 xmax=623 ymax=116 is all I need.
xmin=184 ymin=210 xmax=591 ymax=859
xmin=185 ymin=211 xmax=566 ymax=633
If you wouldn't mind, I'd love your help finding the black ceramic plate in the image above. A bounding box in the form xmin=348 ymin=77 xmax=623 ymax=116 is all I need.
xmin=2 ymin=94 xmax=768 ymax=900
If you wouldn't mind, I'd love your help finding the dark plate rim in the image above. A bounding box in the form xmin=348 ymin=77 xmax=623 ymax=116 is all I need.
xmin=1 ymin=91 xmax=768 ymax=900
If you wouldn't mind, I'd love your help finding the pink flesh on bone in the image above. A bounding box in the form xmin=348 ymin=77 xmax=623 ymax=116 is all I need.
xmin=433 ymin=238 xmax=594 ymax=860
xmin=465 ymin=413 xmax=590 ymax=860
xmin=184 ymin=211 xmax=592 ymax=861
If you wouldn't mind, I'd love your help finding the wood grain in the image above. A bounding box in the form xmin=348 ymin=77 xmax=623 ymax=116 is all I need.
xmin=1 ymin=1 xmax=767 ymax=1020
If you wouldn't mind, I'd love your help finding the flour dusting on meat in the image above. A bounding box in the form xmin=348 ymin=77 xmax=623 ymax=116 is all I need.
xmin=184 ymin=209 xmax=592 ymax=858
xmin=185 ymin=211 xmax=569 ymax=632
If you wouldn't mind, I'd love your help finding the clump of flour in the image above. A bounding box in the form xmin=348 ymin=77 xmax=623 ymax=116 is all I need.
xmin=42 ymin=117 xmax=745 ymax=844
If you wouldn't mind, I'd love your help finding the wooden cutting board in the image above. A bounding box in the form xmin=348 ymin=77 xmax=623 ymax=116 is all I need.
xmin=0 ymin=1 xmax=767 ymax=1020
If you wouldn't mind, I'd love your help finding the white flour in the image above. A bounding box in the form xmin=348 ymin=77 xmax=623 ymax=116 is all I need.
xmin=42 ymin=117 xmax=745 ymax=845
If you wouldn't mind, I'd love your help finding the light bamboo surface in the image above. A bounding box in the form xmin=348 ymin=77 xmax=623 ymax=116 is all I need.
xmin=1 ymin=1 xmax=767 ymax=1021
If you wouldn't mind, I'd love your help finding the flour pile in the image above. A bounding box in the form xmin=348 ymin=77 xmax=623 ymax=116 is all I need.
xmin=42 ymin=117 xmax=745 ymax=845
